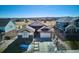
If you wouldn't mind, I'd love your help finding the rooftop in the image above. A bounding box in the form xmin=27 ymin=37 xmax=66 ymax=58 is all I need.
xmin=29 ymin=21 xmax=44 ymax=26
xmin=38 ymin=26 xmax=52 ymax=32
xmin=56 ymin=17 xmax=73 ymax=23
xmin=0 ymin=18 xmax=10 ymax=26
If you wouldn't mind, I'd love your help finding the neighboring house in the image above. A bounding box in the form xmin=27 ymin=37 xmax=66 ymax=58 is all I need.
xmin=55 ymin=17 xmax=79 ymax=40
xmin=16 ymin=27 xmax=34 ymax=45
xmin=54 ymin=17 xmax=73 ymax=40
xmin=17 ymin=26 xmax=35 ymax=39
xmin=55 ymin=17 xmax=73 ymax=31
xmin=0 ymin=18 xmax=16 ymax=39
xmin=37 ymin=26 xmax=52 ymax=41
xmin=64 ymin=18 xmax=79 ymax=40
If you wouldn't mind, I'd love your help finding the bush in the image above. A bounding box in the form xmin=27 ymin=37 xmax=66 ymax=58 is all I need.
xmin=5 ymin=36 xmax=10 ymax=40
xmin=66 ymin=40 xmax=79 ymax=49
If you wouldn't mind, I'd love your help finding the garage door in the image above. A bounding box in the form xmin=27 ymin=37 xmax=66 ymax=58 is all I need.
xmin=40 ymin=33 xmax=51 ymax=38
xmin=22 ymin=32 xmax=29 ymax=38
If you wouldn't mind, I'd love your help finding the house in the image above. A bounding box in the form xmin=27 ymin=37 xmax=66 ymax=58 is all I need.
xmin=64 ymin=18 xmax=79 ymax=40
xmin=37 ymin=26 xmax=52 ymax=41
xmin=17 ymin=25 xmax=35 ymax=39
xmin=55 ymin=17 xmax=73 ymax=31
xmin=0 ymin=18 xmax=16 ymax=39
xmin=55 ymin=17 xmax=79 ymax=41
xmin=29 ymin=21 xmax=45 ymax=37
xmin=54 ymin=17 xmax=73 ymax=40
xmin=16 ymin=26 xmax=35 ymax=45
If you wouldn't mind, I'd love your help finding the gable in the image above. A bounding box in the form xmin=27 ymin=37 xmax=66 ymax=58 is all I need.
xmin=5 ymin=21 xmax=16 ymax=32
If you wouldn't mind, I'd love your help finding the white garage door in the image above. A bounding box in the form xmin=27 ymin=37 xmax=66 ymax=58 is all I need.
xmin=22 ymin=31 xmax=29 ymax=38
xmin=40 ymin=33 xmax=51 ymax=38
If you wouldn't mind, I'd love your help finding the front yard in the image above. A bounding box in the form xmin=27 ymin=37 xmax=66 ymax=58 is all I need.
xmin=65 ymin=40 xmax=79 ymax=50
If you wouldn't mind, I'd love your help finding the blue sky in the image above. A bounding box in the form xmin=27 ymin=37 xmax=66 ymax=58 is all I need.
xmin=0 ymin=5 xmax=79 ymax=18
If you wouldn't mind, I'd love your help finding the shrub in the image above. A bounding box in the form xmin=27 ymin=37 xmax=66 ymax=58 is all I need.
xmin=5 ymin=36 xmax=10 ymax=40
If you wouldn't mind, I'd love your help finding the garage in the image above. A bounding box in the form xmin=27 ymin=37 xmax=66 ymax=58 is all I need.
xmin=40 ymin=32 xmax=51 ymax=38
xmin=38 ymin=26 xmax=52 ymax=41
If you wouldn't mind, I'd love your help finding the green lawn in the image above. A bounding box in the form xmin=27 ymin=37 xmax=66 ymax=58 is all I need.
xmin=65 ymin=40 xmax=79 ymax=50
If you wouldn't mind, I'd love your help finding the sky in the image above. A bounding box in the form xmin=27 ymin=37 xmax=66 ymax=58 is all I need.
xmin=0 ymin=5 xmax=79 ymax=18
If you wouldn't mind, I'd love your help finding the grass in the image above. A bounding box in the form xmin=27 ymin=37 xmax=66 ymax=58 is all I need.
xmin=65 ymin=40 xmax=79 ymax=50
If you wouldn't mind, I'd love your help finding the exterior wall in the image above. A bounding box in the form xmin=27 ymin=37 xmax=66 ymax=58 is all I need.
xmin=5 ymin=30 xmax=17 ymax=37
xmin=5 ymin=21 xmax=16 ymax=32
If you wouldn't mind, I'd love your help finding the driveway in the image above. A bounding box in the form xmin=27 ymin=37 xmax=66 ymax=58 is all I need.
xmin=2 ymin=37 xmax=33 ymax=53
